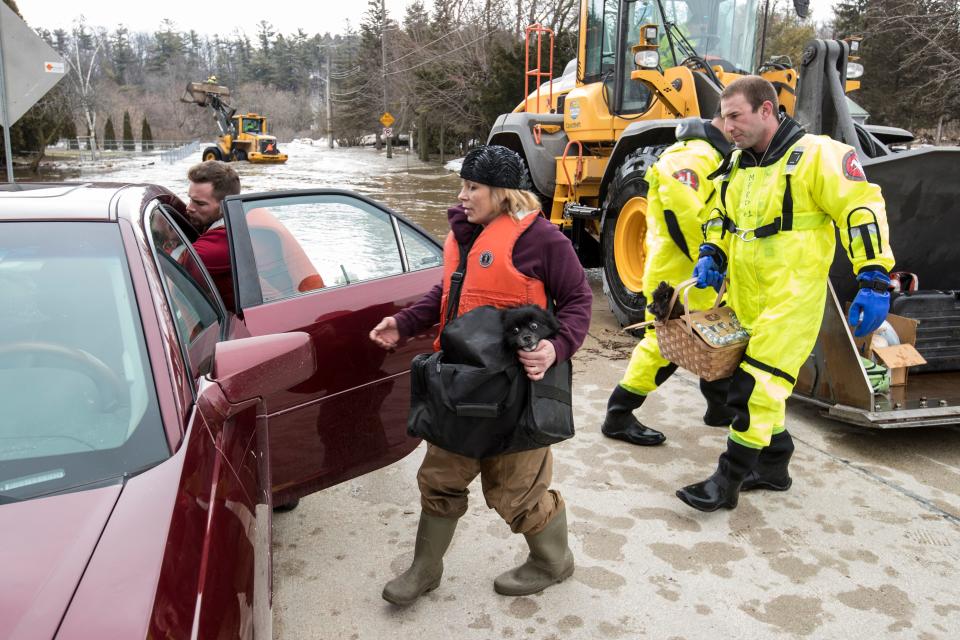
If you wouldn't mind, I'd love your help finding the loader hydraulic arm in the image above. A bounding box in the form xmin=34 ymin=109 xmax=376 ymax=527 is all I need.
xmin=205 ymin=94 xmax=237 ymax=138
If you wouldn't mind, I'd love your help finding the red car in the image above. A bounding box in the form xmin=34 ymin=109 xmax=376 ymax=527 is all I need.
xmin=0 ymin=183 xmax=441 ymax=638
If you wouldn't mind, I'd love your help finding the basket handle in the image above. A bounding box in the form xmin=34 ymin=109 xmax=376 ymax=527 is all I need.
xmin=676 ymin=278 xmax=728 ymax=335
xmin=632 ymin=279 xmax=728 ymax=334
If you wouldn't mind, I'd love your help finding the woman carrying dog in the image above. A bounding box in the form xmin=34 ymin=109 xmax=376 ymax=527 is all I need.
xmin=369 ymin=145 xmax=592 ymax=605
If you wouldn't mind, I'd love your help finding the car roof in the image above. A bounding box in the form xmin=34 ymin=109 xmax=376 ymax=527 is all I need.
xmin=0 ymin=182 xmax=179 ymax=222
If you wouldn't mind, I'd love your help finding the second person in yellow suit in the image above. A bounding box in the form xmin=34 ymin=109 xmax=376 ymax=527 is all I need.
xmin=601 ymin=116 xmax=735 ymax=446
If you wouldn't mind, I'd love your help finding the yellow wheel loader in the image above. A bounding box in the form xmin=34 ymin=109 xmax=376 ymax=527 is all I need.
xmin=182 ymin=81 xmax=288 ymax=164
xmin=488 ymin=0 xmax=960 ymax=428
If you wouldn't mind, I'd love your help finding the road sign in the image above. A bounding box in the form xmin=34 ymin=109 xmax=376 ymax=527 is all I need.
xmin=382 ymin=127 xmax=393 ymax=138
xmin=0 ymin=2 xmax=66 ymax=125
xmin=379 ymin=112 xmax=395 ymax=128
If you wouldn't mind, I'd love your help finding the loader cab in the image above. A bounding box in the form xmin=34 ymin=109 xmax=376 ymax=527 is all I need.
xmin=236 ymin=116 xmax=265 ymax=135
xmin=674 ymin=0 xmax=761 ymax=74
xmin=581 ymin=0 xmax=653 ymax=114
xmin=580 ymin=0 xmax=761 ymax=115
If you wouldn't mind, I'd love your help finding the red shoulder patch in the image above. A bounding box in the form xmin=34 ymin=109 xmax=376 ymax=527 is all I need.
xmin=672 ymin=168 xmax=700 ymax=191
xmin=842 ymin=149 xmax=866 ymax=181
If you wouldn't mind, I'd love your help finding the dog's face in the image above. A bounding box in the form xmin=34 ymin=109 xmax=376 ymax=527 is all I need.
xmin=647 ymin=281 xmax=683 ymax=322
xmin=501 ymin=305 xmax=560 ymax=352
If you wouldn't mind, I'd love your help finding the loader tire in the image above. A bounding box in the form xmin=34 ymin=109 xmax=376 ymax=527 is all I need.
xmin=601 ymin=146 xmax=666 ymax=326
xmin=202 ymin=147 xmax=222 ymax=162
xmin=233 ymin=149 xmax=248 ymax=162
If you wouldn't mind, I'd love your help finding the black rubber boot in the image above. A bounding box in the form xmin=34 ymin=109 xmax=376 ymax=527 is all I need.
xmin=493 ymin=508 xmax=575 ymax=596
xmin=676 ymin=439 xmax=761 ymax=512
xmin=600 ymin=385 xmax=665 ymax=446
xmin=741 ymin=430 xmax=795 ymax=491
xmin=382 ymin=513 xmax=458 ymax=606
xmin=699 ymin=377 xmax=734 ymax=427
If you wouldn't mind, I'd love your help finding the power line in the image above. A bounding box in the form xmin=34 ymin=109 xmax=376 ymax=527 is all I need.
xmin=384 ymin=27 xmax=462 ymax=66
xmin=330 ymin=66 xmax=362 ymax=79
xmin=329 ymin=78 xmax=378 ymax=98
xmin=384 ymin=28 xmax=498 ymax=75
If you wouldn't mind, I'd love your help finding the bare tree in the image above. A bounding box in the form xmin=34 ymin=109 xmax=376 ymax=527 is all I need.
xmin=63 ymin=19 xmax=105 ymax=158
xmin=866 ymin=0 xmax=960 ymax=135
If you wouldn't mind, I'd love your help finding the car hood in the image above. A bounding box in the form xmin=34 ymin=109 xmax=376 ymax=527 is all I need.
xmin=0 ymin=484 xmax=122 ymax=640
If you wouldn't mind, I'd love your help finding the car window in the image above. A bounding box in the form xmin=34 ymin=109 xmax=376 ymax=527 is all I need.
xmin=240 ymin=194 xmax=405 ymax=303
xmin=0 ymin=222 xmax=167 ymax=504
xmin=148 ymin=208 xmax=223 ymax=377
xmin=399 ymin=220 xmax=442 ymax=271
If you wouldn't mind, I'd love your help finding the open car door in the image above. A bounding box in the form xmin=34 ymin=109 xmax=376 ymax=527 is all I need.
xmin=222 ymin=189 xmax=443 ymax=505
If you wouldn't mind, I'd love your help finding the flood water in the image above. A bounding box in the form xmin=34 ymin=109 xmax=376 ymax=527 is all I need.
xmin=56 ymin=143 xmax=463 ymax=241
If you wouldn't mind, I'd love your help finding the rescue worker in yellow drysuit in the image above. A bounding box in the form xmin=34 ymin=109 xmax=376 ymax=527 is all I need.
xmin=602 ymin=116 xmax=735 ymax=446
xmin=676 ymin=76 xmax=895 ymax=512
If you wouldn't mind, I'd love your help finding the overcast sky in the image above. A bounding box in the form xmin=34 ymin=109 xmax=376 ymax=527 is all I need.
xmin=19 ymin=0 xmax=838 ymax=37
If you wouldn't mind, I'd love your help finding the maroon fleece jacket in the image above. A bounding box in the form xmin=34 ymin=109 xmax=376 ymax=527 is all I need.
xmin=394 ymin=205 xmax=593 ymax=362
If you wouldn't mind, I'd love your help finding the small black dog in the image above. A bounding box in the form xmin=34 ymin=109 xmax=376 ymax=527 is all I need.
xmin=501 ymin=304 xmax=560 ymax=352
xmin=647 ymin=281 xmax=685 ymax=323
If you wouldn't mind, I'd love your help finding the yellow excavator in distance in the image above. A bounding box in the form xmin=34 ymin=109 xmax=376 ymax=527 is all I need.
xmin=181 ymin=80 xmax=288 ymax=164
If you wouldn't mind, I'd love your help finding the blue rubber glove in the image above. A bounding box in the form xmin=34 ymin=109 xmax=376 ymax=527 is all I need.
xmin=693 ymin=245 xmax=725 ymax=291
xmin=848 ymin=270 xmax=891 ymax=337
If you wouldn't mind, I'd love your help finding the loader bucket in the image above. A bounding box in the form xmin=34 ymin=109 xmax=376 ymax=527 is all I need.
xmin=793 ymin=39 xmax=960 ymax=299
xmin=830 ymin=146 xmax=960 ymax=301
xmin=181 ymin=81 xmax=231 ymax=106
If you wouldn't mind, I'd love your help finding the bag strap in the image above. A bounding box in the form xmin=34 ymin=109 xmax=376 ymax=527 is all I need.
xmin=534 ymin=379 xmax=571 ymax=404
xmin=445 ymin=226 xmax=483 ymax=324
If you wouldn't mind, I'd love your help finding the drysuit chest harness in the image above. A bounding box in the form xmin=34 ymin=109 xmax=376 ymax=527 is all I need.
xmin=717 ymin=147 xmax=824 ymax=242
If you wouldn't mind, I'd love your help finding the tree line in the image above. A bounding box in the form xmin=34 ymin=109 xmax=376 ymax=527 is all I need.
xmin=3 ymin=0 xmax=959 ymax=171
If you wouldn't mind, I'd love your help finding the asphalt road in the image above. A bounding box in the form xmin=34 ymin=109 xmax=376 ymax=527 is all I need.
xmin=272 ymin=275 xmax=960 ymax=640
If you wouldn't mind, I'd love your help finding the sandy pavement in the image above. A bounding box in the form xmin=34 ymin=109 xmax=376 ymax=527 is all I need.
xmin=272 ymin=276 xmax=960 ymax=640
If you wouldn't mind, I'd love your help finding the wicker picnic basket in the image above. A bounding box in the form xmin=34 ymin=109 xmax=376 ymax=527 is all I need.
xmin=654 ymin=278 xmax=749 ymax=381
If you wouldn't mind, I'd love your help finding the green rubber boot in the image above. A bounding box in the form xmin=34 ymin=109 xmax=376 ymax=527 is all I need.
xmin=382 ymin=512 xmax=458 ymax=606
xmin=494 ymin=508 xmax=575 ymax=596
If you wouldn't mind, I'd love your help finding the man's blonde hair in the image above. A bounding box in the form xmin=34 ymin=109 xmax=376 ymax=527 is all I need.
xmin=490 ymin=187 xmax=542 ymax=218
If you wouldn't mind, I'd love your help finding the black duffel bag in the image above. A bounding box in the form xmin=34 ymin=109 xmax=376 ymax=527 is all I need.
xmin=408 ymin=305 xmax=574 ymax=459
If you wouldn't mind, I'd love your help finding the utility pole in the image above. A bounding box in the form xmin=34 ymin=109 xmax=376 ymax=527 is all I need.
xmin=325 ymin=52 xmax=333 ymax=149
xmin=381 ymin=0 xmax=392 ymax=159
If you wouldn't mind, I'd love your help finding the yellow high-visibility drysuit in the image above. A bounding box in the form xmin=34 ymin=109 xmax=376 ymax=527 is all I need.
xmin=702 ymin=117 xmax=895 ymax=449
xmin=619 ymin=119 xmax=729 ymax=397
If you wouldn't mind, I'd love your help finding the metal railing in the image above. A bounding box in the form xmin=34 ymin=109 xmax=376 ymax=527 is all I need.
xmin=159 ymin=142 xmax=200 ymax=164
xmin=49 ymin=138 xmax=201 ymax=163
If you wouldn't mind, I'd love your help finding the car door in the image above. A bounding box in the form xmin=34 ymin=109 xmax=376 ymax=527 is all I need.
xmin=146 ymin=206 xmax=270 ymax=639
xmin=222 ymin=189 xmax=443 ymax=504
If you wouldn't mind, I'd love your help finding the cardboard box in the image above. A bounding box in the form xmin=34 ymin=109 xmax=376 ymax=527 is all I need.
xmin=855 ymin=313 xmax=927 ymax=387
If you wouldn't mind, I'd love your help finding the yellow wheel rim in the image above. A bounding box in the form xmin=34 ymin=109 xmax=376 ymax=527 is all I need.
xmin=613 ymin=196 xmax=647 ymax=293
xmin=203 ymin=152 xmax=217 ymax=161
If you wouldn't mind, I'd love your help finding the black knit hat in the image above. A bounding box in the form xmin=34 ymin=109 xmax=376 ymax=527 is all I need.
xmin=460 ymin=145 xmax=525 ymax=189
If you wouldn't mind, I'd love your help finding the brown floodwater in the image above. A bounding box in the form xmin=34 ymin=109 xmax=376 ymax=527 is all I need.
xmin=29 ymin=144 xmax=463 ymax=241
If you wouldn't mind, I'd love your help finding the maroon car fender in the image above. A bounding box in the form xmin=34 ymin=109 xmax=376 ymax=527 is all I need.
xmin=56 ymin=414 xmax=214 ymax=639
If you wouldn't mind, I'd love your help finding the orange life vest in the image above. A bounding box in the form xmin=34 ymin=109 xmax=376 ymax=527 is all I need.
xmin=434 ymin=212 xmax=548 ymax=351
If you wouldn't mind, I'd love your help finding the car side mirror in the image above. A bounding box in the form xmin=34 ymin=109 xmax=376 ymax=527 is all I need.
xmin=211 ymin=332 xmax=316 ymax=405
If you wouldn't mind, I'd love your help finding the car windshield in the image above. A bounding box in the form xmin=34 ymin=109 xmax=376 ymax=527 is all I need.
xmin=0 ymin=222 xmax=167 ymax=504
xmin=242 ymin=118 xmax=262 ymax=134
